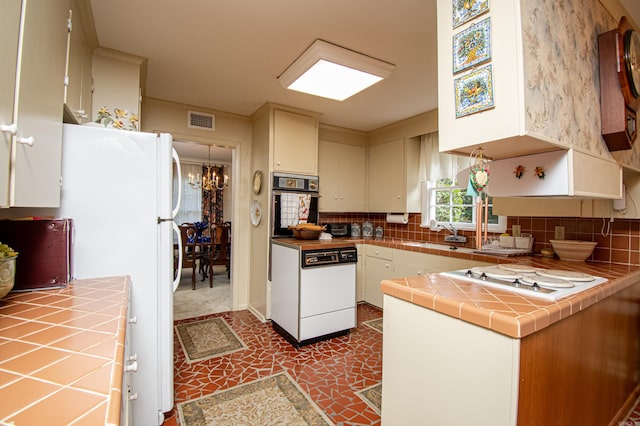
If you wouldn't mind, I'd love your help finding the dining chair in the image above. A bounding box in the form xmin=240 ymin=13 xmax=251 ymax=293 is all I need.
xmin=177 ymin=224 xmax=198 ymax=290
xmin=200 ymin=223 xmax=231 ymax=279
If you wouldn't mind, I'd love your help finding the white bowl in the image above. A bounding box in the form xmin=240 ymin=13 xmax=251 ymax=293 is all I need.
xmin=549 ymin=240 xmax=597 ymax=261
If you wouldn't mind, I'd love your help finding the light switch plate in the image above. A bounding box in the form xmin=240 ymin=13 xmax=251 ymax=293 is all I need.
xmin=554 ymin=226 xmax=565 ymax=240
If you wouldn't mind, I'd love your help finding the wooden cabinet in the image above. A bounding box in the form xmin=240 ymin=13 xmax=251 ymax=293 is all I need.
xmin=0 ymin=0 xmax=69 ymax=207
xmin=273 ymin=109 xmax=318 ymax=175
xmin=318 ymin=140 xmax=365 ymax=212
xmin=367 ymin=137 xmax=420 ymax=213
xmin=63 ymin=0 xmax=93 ymax=124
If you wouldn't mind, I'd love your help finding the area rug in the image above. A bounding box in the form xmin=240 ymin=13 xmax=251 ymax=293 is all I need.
xmin=175 ymin=317 xmax=247 ymax=363
xmin=363 ymin=318 xmax=383 ymax=333
xmin=178 ymin=372 xmax=334 ymax=426
xmin=356 ymin=383 xmax=382 ymax=414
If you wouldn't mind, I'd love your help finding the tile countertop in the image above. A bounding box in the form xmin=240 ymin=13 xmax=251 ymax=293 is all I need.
xmin=277 ymin=235 xmax=640 ymax=338
xmin=357 ymin=237 xmax=640 ymax=339
xmin=0 ymin=276 xmax=130 ymax=425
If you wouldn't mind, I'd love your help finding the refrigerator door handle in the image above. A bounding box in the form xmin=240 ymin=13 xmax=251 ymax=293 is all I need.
xmin=172 ymin=221 xmax=182 ymax=292
xmin=171 ymin=148 xmax=182 ymax=219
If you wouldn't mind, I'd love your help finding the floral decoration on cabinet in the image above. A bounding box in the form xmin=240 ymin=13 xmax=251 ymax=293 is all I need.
xmin=95 ymin=107 xmax=139 ymax=131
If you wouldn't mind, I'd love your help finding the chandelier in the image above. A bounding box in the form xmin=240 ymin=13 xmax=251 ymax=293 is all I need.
xmin=188 ymin=145 xmax=229 ymax=192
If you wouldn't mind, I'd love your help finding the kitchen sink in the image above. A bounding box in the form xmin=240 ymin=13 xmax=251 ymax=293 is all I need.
xmin=403 ymin=241 xmax=475 ymax=254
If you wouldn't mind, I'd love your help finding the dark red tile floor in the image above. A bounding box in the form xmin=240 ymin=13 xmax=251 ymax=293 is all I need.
xmin=166 ymin=303 xmax=383 ymax=425
xmin=163 ymin=302 xmax=640 ymax=425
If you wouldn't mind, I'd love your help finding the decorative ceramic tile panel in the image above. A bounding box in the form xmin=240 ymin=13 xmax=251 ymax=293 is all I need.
xmin=455 ymin=64 xmax=495 ymax=117
xmin=452 ymin=0 xmax=490 ymax=28
xmin=453 ymin=17 xmax=492 ymax=74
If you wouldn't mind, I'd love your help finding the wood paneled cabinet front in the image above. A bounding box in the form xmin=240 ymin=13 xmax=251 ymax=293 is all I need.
xmin=0 ymin=0 xmax=68 ymax=207
xmin=318 ymin=140 xmax=366 ymax=212
xmin=273 ymin=109 xmax=318 ymax=175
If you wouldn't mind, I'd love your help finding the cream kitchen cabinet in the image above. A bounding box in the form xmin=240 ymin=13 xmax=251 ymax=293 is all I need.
xmin=92 ymin=48 xmax=146 ymax=123
xmin=436 ymin=0 xmax=613 ymax=166
xmin=63 ymin=0 xmax=94 ymax=124
xmin=273 ymin=109 xmax=318 ymax=176
xmin=363 ymin=245 xmax=394 ymax=309
xmin=356 ymin=244 xmax=364 ymax=302
xmin=0 ymin=0 xmax=69 ymax=207
xmin=367 ymin=137 xmax=420 ymax=213
xmin=363 ymin=245 xmax=491 ymax=309
xmin=318 ymin=140 xmax=366 ymax=212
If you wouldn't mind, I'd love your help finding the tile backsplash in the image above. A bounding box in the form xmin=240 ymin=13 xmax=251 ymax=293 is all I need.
xmin=320 ymin=213 xmax=640 ymax=266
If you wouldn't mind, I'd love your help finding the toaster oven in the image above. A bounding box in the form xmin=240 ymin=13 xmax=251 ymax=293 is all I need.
xmin=326 ymin=223 xmax=350 ymax=236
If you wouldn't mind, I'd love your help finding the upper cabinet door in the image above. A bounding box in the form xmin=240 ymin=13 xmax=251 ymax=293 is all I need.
xmin=11 ymin=0 xmax=68 ymax=207
xmin=0 ymin=0 xmax=22 ymax=206
xmin=64 ymin=2 xmax=93 ymax=124
xmin=273 ymin=109 xmax=318 ymax=175
xmin=318 ymin=140 xmax=366 ymax=212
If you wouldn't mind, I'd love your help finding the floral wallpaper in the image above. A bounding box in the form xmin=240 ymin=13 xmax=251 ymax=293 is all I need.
xmin=521 ymin=0 xmax=615 ymax=159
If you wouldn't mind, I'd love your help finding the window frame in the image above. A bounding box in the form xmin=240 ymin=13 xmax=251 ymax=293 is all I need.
xmin=420 ymin=180 xmax=506 ymax=233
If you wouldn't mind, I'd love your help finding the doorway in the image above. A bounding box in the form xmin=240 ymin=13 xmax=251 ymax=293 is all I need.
xmin=172 ymin=139 xmax=234 ymax=320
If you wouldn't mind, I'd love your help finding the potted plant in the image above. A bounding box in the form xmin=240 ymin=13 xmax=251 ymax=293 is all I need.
xmin=0 ymin=242 xmax=18 ymax=299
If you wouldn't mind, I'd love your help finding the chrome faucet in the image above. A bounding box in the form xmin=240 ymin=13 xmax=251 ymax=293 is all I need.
xmin=443 ymin=223 xmax=466 ymax=243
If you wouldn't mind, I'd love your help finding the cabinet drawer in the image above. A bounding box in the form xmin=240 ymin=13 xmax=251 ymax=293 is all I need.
xmin=364 ymin=245 xmax=393 ymax=260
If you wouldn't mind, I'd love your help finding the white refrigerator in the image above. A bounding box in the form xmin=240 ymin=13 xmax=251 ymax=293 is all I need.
xmin=57 ymin=123 xmax=180 ymax=425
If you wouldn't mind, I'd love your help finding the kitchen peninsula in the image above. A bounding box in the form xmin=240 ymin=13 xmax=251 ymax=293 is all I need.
xmin=378 ymin=253 xmax=640 ymax=425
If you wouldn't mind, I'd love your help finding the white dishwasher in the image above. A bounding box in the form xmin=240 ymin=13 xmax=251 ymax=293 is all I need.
xmin=271 ymin=242 xmax=357 ymax=347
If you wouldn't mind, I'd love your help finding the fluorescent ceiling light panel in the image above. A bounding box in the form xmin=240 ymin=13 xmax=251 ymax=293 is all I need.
xmin=278 ymin=39 xmax=395 ymax=101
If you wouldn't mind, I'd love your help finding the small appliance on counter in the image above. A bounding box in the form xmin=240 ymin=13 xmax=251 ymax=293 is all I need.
xmin=326 ymin=223 xmax=350 ymax=237
xmin=0 ymin=219 xmax=73 ymax=291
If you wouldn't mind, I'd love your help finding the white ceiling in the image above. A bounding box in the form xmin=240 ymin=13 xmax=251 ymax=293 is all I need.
xmin=88 ymin=0 xmax=437 ymax=134
xmin=88 ymin=1 xmax=640 ymax=161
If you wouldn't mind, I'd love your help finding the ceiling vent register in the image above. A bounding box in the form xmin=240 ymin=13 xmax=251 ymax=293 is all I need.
xmin=188 ymin=111 xmax=215 ymax=131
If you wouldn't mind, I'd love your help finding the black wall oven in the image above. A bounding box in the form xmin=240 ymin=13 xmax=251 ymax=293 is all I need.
xmin=271 ymin=172 xmax=319 ymax=238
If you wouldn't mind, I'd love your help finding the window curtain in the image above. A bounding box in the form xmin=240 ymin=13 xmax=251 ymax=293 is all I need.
xmin=201 ymin=165 xmax=224 ymax=224
xmin=173 ymin=162 xmax=202 ymax=225
xmin=419 ymin=132 xmax=468 ymax=184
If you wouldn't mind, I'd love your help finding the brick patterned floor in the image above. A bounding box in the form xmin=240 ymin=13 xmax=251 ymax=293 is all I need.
xmin=166 ymin=303 xmax=383 ymax=425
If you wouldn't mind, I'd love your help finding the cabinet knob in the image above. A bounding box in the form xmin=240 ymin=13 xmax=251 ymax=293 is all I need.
xmin=128 ymin=392 xmax=139 ymax=401
xmin=385 ymin=263 xmax=390 ymax=268
xmin=16 ymin=136 xmax=34 ymax=146
xmin=0 ymin=123 xmax=17 ymax=135
xmin=277 ymin=161 xmax=281 ymax=166
xmin=125 ymin=361 xmax=138 ymax=372
xmin=396 ymin=195 xmax=401 ymax=199
xmin=333 ymin=195 xmax=338 ymax=199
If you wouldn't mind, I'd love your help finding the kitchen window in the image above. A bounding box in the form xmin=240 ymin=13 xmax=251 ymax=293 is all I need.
xmin=419 ymin=132 xmax=506 ymax=233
